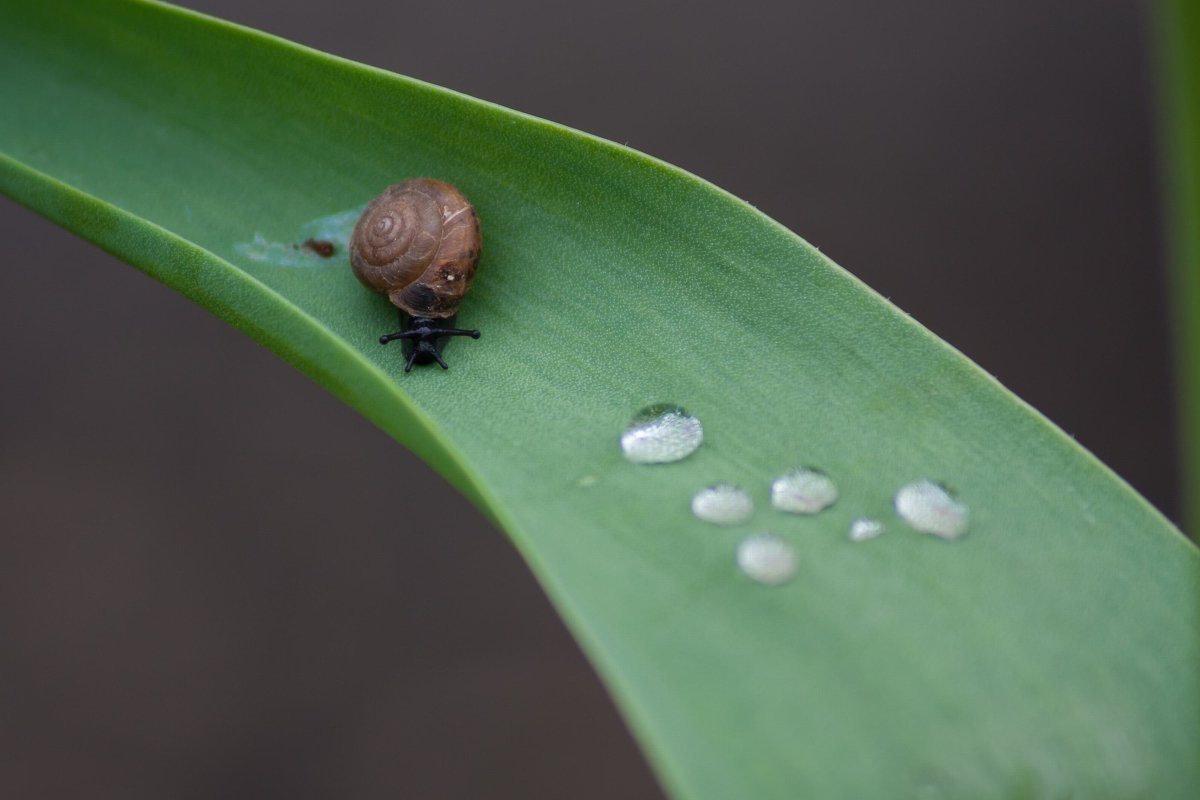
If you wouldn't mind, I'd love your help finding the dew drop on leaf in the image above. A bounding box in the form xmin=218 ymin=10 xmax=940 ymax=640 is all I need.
xmin=736 ymin=534 xmax=798 ymax=586
xmin=770 ymin=467 xmax=838 ymax=514
xmin=620 ymin=404 xmax=703 ymax=464
xmin=691 ymin=483 xmax=753 ymax=525
xmin=894 ymin=480 xmax=969 ymax=540
xmin=848 ymin=517 xmax=884 ymax=542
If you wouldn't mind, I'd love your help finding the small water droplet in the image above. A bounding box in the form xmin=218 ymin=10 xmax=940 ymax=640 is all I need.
xmin=894 ymin=480 xmax=968 ymax=540
xmin=770 ymin=467 xmax=838 ymax=514
xmin=691 ymin=484 xmax=753 ymax=525
xmin=848 ymin=517 xmax=884 ymax=542
xmin=736 ymin=534 xmax=797 ymax=585
xmin=576 ymin=475 xmax=600 ymax=488
xmin=619 ymin=404 xmax=703 ymax=464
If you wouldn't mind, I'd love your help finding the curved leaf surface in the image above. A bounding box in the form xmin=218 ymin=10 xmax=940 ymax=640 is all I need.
xmin=1 ymin=1 xmax=1197 ymax=797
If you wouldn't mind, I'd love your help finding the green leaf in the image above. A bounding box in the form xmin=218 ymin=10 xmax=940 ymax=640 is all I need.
xmin=1159 ymin=0 xmax=1200 ymax=531
xmin=2 ymin=1 xmax=1196 ymax=797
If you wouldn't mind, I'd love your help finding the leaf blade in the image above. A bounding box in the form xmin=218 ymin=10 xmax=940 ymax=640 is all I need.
xmin=2 ymin=1 xmax=1197 ymax=797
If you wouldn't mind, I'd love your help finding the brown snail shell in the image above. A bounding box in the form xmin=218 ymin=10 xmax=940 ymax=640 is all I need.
xmin=349 ymin=178 xmax=481 ymax=318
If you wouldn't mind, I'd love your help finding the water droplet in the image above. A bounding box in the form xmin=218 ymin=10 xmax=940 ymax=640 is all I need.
xmin=619 ymin=404 xmax=703 ymax=464
xmin=770 ymin=467 xmax=838 ymax=514
xmin=576 ymin=475 xmax=600 ymax=488
xmin=736 ymin=534 xmax=797 ymax=585
xmin=894 ymin=480 xmax=968 ymax=540
xmin=691 ymin=484 xmax=753 ymax=525
xmin=848 ymin=517 xmax=884 ymax=542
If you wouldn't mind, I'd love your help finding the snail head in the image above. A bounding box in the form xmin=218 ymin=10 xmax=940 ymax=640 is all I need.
xmin=379 ymin=314 xmax=481 ymax=372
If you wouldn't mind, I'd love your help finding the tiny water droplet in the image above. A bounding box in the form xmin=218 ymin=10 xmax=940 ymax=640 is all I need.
xmin=894 ymin=480 xmax=968 ymax=540
xmin=770 ymin=467 xmax=838 ymax=514
xmin=848 ymin=517 xmax=884 ymax=542
xmin=691 ymin=484 xmax=753 ymax=525
xmin=736 ymin=534 xmax=797 ymax=585
xmin=576 ymin=474 xmax=600 ymax=488
xmin=620 ymin=404 xmax=703 ymax=464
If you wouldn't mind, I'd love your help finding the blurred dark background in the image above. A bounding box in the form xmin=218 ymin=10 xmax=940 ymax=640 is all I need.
xmin=0 ymin=0 xmax=1180 ymax=797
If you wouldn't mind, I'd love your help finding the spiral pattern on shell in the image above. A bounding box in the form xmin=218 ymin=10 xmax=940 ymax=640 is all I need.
xmin=350 ymin=178 xmax=481 ymax=318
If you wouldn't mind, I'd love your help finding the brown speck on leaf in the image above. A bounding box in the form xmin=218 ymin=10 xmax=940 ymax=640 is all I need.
xmin=298 ymin=238 xmax=335 ymax=257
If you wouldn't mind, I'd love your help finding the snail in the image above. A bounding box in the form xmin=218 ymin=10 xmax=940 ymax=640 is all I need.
xmin=349 ymin=178 xmax=482 ymax=372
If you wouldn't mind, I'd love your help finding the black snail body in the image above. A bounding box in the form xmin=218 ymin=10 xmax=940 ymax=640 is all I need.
xmin=349 ymin=178 xmax=482 ymax=372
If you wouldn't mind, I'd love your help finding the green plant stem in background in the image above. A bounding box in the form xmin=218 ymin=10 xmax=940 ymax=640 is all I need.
xmin=1 ymin=1 xmax=1197 ymax=797
xmin=1159 ymin=0 xmax=1200 ymax=533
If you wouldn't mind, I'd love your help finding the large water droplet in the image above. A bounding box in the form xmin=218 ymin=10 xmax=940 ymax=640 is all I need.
xmin=894 ymin=480 xmax=969 ymax=540
xmin=691 ymin=484 xmax=753 ymax=525
xmin=736 ymin=534 xmax=798 ymax=585
xmin=848 ymin=517 xmax=884 ymax=542
xmin=620 ymin=404 xmax=703 ymax=464
xmin=770 ymin=467 xmax=838 ymax=514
